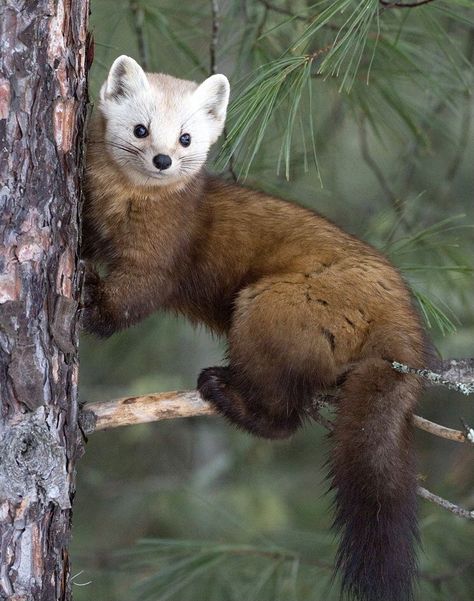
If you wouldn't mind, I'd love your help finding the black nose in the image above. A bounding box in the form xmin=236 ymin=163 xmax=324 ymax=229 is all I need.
xmin=153 ymin=154 xmax=172 ymax=170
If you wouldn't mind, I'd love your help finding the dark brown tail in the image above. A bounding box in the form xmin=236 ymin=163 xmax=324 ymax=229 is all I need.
xmin=330 ymin=358 xmax=420 ymax=601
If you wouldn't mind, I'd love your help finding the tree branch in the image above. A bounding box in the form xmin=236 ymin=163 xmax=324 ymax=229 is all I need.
xmin=392 ymin=361 xmax=474 ymax=395
xmin=432 ymin=357 xmax=474 ymax=383
xmin=80 ymin=358 xmax=474 ymax=520
xmin=80 ymin=389 xmax=213 ymax=434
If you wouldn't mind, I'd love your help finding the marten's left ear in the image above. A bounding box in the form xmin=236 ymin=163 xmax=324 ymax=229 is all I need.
xmin=101 ymin=55 xmax=150 ymax=103
xmin=194 ymin=74 xmax=230 ymax=141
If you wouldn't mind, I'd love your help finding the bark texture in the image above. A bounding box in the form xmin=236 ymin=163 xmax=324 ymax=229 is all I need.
xmin=0 ymin=1 xmax=89 ymax=599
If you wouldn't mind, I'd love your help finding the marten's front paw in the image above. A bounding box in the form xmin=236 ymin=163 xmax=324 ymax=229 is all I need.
xmin=79 ymin=265 xmax=108 ymax=336
xmin=80 ymin=303 xmax=116 ymax=338
xmin=81 ymin=264 xmax=102 ymax=309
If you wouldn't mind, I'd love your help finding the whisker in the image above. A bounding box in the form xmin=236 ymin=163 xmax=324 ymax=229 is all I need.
xmin=180 ymin=155 xmax=207 ymax=164
xmin=105 ymin=141 xmax=140 ymax=156
xmin=114 ymin=135 xmax=144 ymax=155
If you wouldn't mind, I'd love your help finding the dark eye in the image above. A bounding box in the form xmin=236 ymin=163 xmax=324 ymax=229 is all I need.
xmin=134 ymin=124 xmax=149 ymax=138
xmin=179 ymin=133 xmax=191 ymax=147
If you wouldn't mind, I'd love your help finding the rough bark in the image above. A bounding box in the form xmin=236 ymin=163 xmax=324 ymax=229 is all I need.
xmin=0 ymin=1 xmax=89 ymax=600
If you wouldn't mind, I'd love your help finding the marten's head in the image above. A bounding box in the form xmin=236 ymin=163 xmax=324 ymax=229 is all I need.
xmin=98 ymin=55 xmax=229 ymax=187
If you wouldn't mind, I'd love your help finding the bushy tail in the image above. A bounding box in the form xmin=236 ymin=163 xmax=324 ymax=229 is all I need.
xmin=330 ymin=358 xmax=421 ymax=601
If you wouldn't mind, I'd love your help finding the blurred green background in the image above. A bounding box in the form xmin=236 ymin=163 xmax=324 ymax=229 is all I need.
xmin=75 ymin=1 xmax=474 ymax=599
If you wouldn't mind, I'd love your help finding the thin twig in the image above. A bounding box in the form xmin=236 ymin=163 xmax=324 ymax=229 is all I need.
xmin=256 ymin=0 xmax=308 ymax=21
xmin=417 ymin=486 xmax=474 ymax=520
xmin=210 ymin=0 xmax=219 ymax=75
xmin=209 ymin=0 xmax=237 ymax=182
xmin=129 ymin=0 xmax=149 ymax=71
xmin=256 ymin=0 xmax=340 ymax=31
xmin=358 ymin=117 xmax=407 ymax=221
xmin=412 ymin=415 xmax=471 ymax=445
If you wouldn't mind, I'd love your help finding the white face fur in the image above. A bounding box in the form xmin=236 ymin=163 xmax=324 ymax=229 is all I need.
xmin=99 ymin=55 xmax=230 ymax=187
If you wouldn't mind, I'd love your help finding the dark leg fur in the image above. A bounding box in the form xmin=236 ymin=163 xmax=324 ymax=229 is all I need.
xmin=198 ymin=366 xmax=302 ymax=439
xmin=200 ymin=279 xmax=338 ymax=439
xmin=81 ymin=264 xmax=158 ymax=338
xmin=80 ymin=265 xmax=117 ymax=338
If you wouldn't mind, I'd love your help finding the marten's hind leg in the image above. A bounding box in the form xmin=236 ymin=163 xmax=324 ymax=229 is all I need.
xmin=198 ymin=277 xmax=339 ymax=439
xmin=198 ymin=366 xmax=302 ymax=439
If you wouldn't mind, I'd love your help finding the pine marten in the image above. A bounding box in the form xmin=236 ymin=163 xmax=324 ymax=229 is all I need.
xmin=82 ymin=55 xmax=427 ymax=601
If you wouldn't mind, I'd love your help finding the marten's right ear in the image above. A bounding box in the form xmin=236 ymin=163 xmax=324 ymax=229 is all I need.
xmin=100 ymin=55 xmax=149 ymax=102
xmin=193 ymin=74 xmax=230 ymax=143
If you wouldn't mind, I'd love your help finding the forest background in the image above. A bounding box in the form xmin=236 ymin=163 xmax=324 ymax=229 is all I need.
xmin=76 ymin=1 xmax=474 ymax=600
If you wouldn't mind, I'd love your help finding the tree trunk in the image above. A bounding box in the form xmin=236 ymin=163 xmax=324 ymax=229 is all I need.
xmin=0 ymin=1 xmax=89 ymax=599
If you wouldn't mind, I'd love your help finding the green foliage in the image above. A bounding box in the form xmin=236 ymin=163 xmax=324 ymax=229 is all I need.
xmin=219 ymin=0 xmax=472 ymax=180
xmin=76 ymin=1 xmax=474 ymax=600
xmin=121 ymin=505 xmax=474 ymax=601
xmin=382 ymin=214 xmax=474 ymax=334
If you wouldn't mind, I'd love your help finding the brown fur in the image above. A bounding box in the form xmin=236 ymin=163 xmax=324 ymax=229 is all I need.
xmin=83 ymin=112 xmax=426 ymax=601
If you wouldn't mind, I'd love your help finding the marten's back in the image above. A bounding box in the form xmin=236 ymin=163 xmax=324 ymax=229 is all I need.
xmin=151 ymin=178 xmax=423 ymax=363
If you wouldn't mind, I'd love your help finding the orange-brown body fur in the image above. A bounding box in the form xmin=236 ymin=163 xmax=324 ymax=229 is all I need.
xmin=83 ymin=113 xmax=426 ymax=601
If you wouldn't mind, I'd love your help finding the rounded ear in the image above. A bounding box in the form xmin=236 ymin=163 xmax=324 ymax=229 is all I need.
xmin=100 ymin=55 xmax=150 ymax=102
xmin=194 ymin=74 xmax=230 ymax=126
